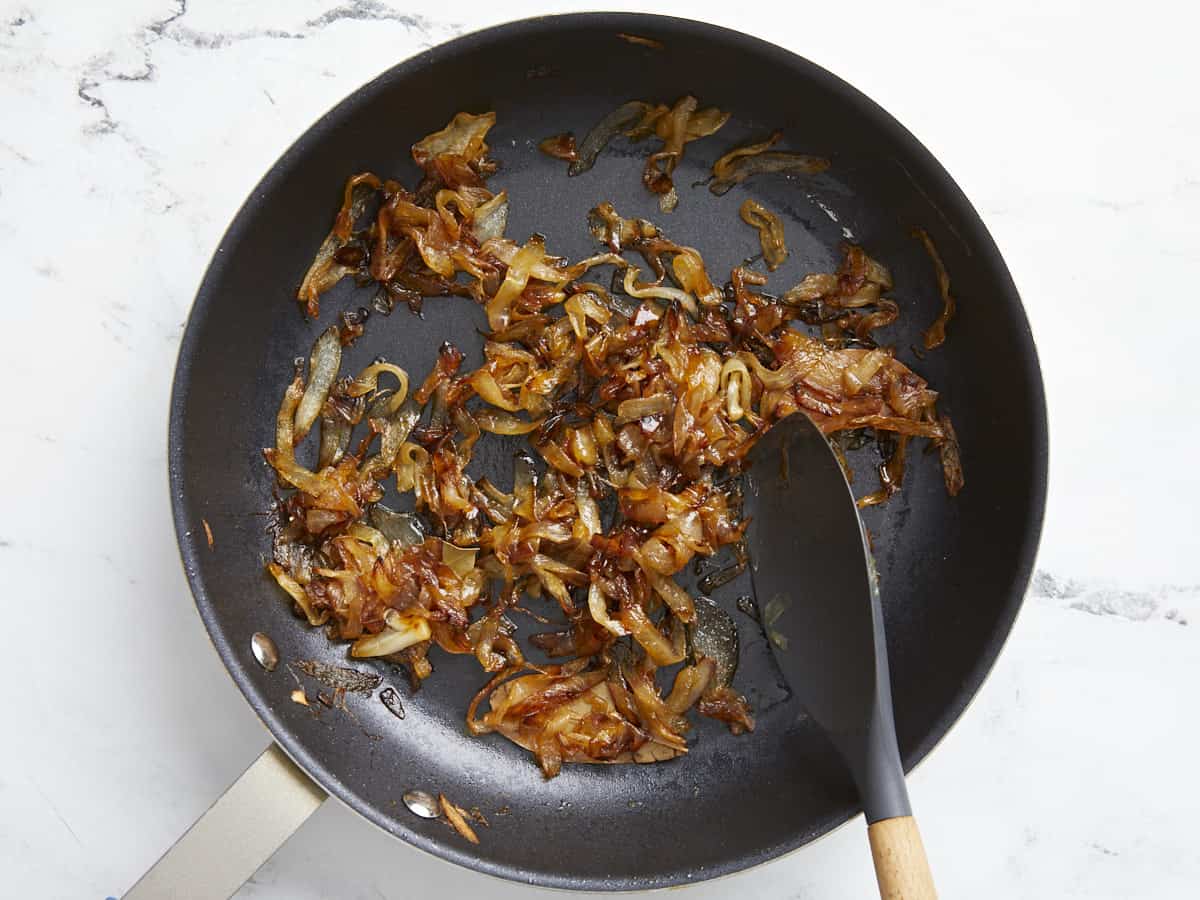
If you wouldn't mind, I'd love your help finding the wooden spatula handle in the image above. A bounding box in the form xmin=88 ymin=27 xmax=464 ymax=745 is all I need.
xmin=867 ymin=815 xmax=937 ymax=899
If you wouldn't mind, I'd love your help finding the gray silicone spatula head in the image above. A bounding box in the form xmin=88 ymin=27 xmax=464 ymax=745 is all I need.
xmin=745 ymin=414 xmax=910 ymax=824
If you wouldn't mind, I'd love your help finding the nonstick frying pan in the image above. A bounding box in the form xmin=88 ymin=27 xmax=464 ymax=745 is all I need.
xmin=159 ymin=12 xmax=1046 ymax=894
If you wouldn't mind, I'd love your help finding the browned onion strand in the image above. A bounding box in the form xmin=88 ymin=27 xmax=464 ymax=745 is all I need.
xmin=544 ymin=96 xmax=728 ymax=212
xmin=780 ymin=244 xmax=903 ymax=347
xmin=439 ymin=793 xmax=480 ymax=843
xmin=567 ymin=100 xmax=648 ymax=177
xmin=269 ymin=110 xmax=961 ymax=777
xmin=710 ymin=150 xmax=831 ymax=196
xmin=297 ymin=173 xmax=381 ymax=317
xmin=639 ymin=96 xmax=729 ymax=212
xmin=711 ymin=131 xmax=781 ymax=181
xmin=912 ymin=227 xmax=958 ymax=350
xmin=739 ymin=199 xmax=788 ymax=271
xmin=616 ymin=32 xmax=665 ymax=50
xmin=707 ymin=130 xmax=830 ymax=196
xmin=856 ymin=432 xmax=909 ymax=509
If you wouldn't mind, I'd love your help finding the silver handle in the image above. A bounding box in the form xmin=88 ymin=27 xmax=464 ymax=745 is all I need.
xmin=124 ymin=744 xmax=326 ymax=899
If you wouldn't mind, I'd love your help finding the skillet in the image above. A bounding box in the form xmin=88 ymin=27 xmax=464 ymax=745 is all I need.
xmin=166 ymin=11 xmax=1047 ymax=891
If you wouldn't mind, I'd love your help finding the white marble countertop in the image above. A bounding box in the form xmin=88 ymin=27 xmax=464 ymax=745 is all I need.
xmin=2 ymin=1 xmax=1197 ymax=897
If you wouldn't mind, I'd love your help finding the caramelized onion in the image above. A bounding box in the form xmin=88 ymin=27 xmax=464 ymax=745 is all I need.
xmin=475 ymin=409 xmax=544 ymax=435
xmin=639 ymin=95 xmax=728 ymax=212
xmin=538 ymin=133 xmax=579 ymax=163
xmin=569 ymin=101 xmax=649 ymax=176
xmin=351 ymin=610 xmax=432 ymax=658
xmin=411 ymin=111 xmax=495 ymax=168
xmin=937 ymin=414 xmax=964 ymax=496
xmin=914 ymin=227 xmax=957 ymax=349
xmin=346 ymin=362 xmax=409 ymax=414
xmin=615 ymin=394 xmax=674 ymax=424
xmin=557 ymin=96 xmax=727 ymax=210
xmin=739 ymin=199 xmax=788 ymax=271
xmin=711 ymin=149 xmax=830 ymax=195
xmin=297 ymin=173 xmax=380 ymax=317
xmin=617 ymin=32 xmax=665 ymax=50
xmin=294 ymin=326 xmax=342 ymax=441
xmin=712 ymin=132 xmax=780 ymax=180
xmin=471 ymin=191 xmax=508 ymax=242
xmin=623 ymin=266 xmax=696 ymax=316
xmin=269 ymin=110 xmax=961 ymax=779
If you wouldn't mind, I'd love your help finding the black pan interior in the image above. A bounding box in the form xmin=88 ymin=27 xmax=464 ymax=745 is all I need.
xmin=169 ymin=13 xmax=1046 ymax=891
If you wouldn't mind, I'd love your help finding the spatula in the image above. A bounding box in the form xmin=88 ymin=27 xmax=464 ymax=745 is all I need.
xmin=746 ymin=415 xmax=937 ymax=899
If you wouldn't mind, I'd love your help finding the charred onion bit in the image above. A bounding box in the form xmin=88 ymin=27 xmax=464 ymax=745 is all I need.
xmin=269 ymin=112 xmax=961 ymax=776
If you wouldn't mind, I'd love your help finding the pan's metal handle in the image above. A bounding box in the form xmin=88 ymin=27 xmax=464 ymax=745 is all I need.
xmin=123 ymin=744 xmax=325 ymax=899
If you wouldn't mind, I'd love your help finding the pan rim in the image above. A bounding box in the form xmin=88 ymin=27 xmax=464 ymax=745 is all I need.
xmin=167 ymin=10 xmax=1048 ymax=891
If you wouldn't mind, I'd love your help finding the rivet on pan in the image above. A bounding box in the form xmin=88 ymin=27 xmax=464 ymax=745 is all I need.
xmin=403 ymin=790 xmax=441 ymax=819
xmin=251 ymin=632 xmax=279 ymax=672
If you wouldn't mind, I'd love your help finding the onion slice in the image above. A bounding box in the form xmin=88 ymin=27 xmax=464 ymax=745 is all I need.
xmin=411 ymin=111 xmax=495 ymax=168
xmin=471 ymin=190 xmax=508 ymax=242
xmin=294 ymin=327 xmax=342 ymax=442
xmin=622 ymin=266 xmax=697 ymax=316
xmin=739 ymin=199 xmax=788 ymax=271
xmin=351 ymin=611 xmax=432 ymax=658
xmin=913 ymin=227 xmax=958 ymax=349
xmin=569 ymin=101 xmax=649 ymax=176
xmin=711 ymin=150 xmax=830 ymax=195
xmin=347 ymin=362 xmax=409 ymax=415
